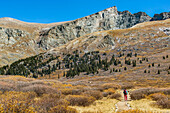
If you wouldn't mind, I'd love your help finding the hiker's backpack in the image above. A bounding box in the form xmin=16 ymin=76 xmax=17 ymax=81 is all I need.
xmin=123 ymin=90 xmax=127 ymax=95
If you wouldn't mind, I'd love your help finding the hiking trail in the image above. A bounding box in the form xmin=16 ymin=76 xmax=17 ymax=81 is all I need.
xmin=115 ymin=90 xmax=132 ymax=112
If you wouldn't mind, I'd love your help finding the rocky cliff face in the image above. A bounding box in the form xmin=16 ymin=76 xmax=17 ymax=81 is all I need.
xmin=0 ymin=27 xmax=29 ymax=45
xmin=151 ymin=12 xmax=170 ymax=21
xmin=117 ymin=11 xmax=151 ymax=28
xmin=0 ymin=27 xmax=38 ymax=67
xmin=37 ymin=7 xmax=152 ymax=50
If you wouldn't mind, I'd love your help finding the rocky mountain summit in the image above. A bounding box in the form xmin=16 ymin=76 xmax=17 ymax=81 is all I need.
xmin=37 ymin=7 xmax=152 ymax=50
xmin=0 ymin=6 xmax=170 ymax=67
xmin=151 ymin=12 xmax=170 ymax=21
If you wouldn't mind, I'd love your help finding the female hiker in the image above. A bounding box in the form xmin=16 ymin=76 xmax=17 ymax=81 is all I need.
xmin=123 ymin=89 xmax=128 ymax=101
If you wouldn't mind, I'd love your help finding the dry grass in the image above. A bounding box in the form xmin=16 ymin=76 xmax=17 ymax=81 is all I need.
xmin=0 ymin=17 xmax=69 ymax=33
xmin=149 ymin=93 xmax=167 ymax=101
xmin=130 ymin=88 xmax=170 ymax=100
xmin=82 ymin=90 xmax=103 ymax=100
xmin=49 ymin=106 xmax=77 ymax=113
xmin=65 ymin=95 xmax=96 ymax=107
xmin=71 ymin=98 xmax=118 ymax=113
xmin=118 ymin=109 xmax=153 ymax=113
xmin=108 ymin=93 xmax=121 ymax=100
xmin=0 ymin=69 xmax=169 ymax=113
xmin=129 ymin=99 xmax=170 ymax=112
xmin=130 ymin=88 xmax=161 ymax=100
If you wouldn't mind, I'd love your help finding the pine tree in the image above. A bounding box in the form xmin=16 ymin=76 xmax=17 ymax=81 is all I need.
xmin=166 ymin=55 xmax=168 ymax=58
xmin=33 ymin=73 xmax=38 ymax=78
xmin=119 ymin=69 xmax=121 ymax=72
xmin=148 ymin=64 xmax=151 ymax=68
xmin=124 ymin=67 xmax=127 ymax=71
xmin=152 ymin=63 xmax=154 ymax=67
xmin=110 ymin=69 xmax=112 ymax=73
xmin=157 ymin=70 xmax=160 ymax=74
xmin=113 ymin=68 xmax=115 ymax=72
xmin=144 ymin=70 xmax=147 ymax=73
xmin=63 ymin=71 xmax=66 ymax=77
xmin=148 ymin=70 xmax=150 ymax=73
xmin=132 ymin=60 xmax=136 ymax=67
xmin=146 ymin=58 xmax=149 ymax=62
xmin=140 ymin=60 xmax=142 ymax=64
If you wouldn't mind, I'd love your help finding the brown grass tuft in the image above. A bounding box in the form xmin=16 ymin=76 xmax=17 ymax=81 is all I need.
xmin=49 ymin=106 xmax=77 ymax=113
xmin=102 ymin=83 xmax=120 ymax=90
xmin=82 ymin=90 xmax=103 ymax=100
xmin=130 ymin=88 xmax=160 ymax=100
xmin=65 ymin=95 xmax=96 ymax=106
xmin=149 ymin=93 xmax=166 ymax=101
xmin=156 ymin=97 xmax=170 ymax=109
xmin=20 ymin=84 xmax=59 ymax=96
xmin=108 ymin=93 xmax=121 ymax=100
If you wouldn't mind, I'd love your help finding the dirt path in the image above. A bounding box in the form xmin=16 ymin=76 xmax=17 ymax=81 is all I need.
xmin=115 ymin=90 xmax=132 ymax=112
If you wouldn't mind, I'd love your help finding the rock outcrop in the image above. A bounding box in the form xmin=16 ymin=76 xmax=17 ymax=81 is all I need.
xmin=0 ymin=27 xmax=38 ymax=67
xmin=151 ymin=12 xmax=170 ymax=21
xmin=37 ymin=7 xmax=152 ymax=50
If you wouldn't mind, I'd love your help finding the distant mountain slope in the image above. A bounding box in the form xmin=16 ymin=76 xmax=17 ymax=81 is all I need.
xmin=0 ymin=17 xmax=69 ymax=33
xmin=0 ymin=19 xmax=169 ymax=78
xmin=49 ymin=19 xmax=170 ymax=54
xmin=0 ymin=6 xmax=169 ymax=67
xmin=37 ymin=7 xmax=152 ymax=50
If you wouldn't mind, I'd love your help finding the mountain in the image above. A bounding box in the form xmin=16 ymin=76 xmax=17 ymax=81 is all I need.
xmin=0 ymin=18 xmax=169 ymax=77
xmin=151 ymin=12 xmax=170 ymax=21
xmin=0 ymin=6 xmax=169 ymax=67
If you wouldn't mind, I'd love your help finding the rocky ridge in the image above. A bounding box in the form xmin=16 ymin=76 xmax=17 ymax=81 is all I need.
xmin=48 ymin=19 xmax=170 ymax=55
xmin=0 ymin=27 xmax=39 ymax=66
xmin=151 ymin=12 xmax=170 ymax=21
xmin=37 ymin=7 xmax=152 ymax=50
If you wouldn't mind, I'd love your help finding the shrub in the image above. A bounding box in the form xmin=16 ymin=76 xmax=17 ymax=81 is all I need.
xmin=20 ymin=84 xmax=59 ymax=96
xmin=119 ymin=109 xmax=146 ymax=113
xmin=49 ymin=106 xmax=77 ymax=113
xmin=103 ymin=88 xmax=115 ymax=95
xmin=108 ymin=93 xmax=121 ymax=100
xmin=61 ymin=88 xmax=83 ymax=95
xmin=102 ymin=83 xmax=120 ymax=90
xmin=121 ymin=84 xmax=134 ymax=89
xmin=65 ymin=95 xmax=95 ymax=106
xmin=157 ymin=97 xmax=170 ymax=109
xmin=0 ymin=81 xmax=17 ymax=92
xmin=61 ymin=89 xmax=74 ymax=95
xmin=149 ymin=93 xmax=166 ymax=101
xmin=36 ymin=94 xmax=68 ymax=112
xmin=17 ymin=80 xmax=46 ymax=89
xmin=0 ymin=91 xmax=37 ymax=113
xmin=82 ymin=90 xmax=103 ymax=100
xmin=130 ymin=88 xmax=160 ymax=100
xmin=102 ymin=92 xmax=109 ymax=97
xmin=162 ymin=89 xmax=170 ymax=95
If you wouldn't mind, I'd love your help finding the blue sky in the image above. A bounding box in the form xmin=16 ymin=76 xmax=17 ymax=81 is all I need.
xmin=0 ymin=0 xmax=169 ymax=23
